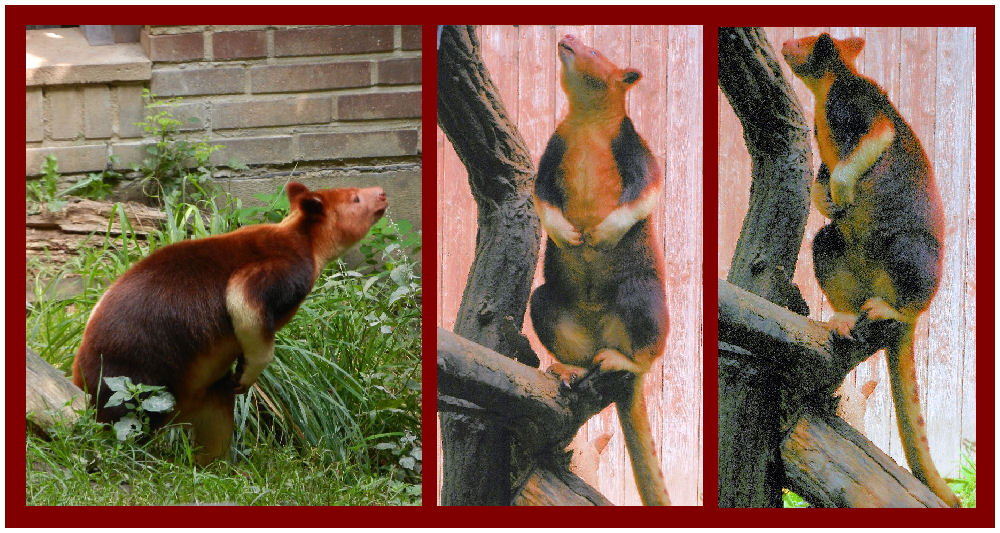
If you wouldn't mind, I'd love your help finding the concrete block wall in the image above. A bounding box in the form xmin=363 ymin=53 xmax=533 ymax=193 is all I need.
xmin=25 ymin=25 xmax=423 ymax=230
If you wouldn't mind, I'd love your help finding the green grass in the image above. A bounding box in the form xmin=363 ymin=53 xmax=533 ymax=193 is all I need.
xmin=948 ymin=440 xmax=976 ymax=508
xmin=26 ymin=193 xmax=421 ymax=506
xmin=27 ymin=413 xmax=419 ymax=505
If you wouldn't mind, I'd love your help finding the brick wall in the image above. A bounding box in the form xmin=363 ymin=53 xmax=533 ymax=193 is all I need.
xmin=26 ymin=25 xmax=422 ymax=228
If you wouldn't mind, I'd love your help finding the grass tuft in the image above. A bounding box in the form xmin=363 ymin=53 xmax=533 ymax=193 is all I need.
xmin=26 ymin=191 xmax=421 ymax=505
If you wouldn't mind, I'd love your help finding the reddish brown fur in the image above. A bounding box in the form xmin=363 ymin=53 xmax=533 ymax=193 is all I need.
xmin=532 ymin=35 xmax=669 ymax=506
xmin=73 ymin=182 xmax=386 ymax=464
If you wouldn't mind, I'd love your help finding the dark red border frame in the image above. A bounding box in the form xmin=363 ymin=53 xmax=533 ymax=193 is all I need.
xmin=7 ymin=5 xmax=994 ymax=528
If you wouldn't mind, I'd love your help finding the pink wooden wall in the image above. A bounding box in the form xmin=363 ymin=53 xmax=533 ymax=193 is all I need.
xmin=718 ymin=27 xmax=977 ymax=479
xmin=438 ymin=25 xmax=704 ymax=506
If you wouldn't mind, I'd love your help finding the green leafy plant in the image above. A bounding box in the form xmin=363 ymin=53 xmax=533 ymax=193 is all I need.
xmin=132 ymin=89 xmax=238 ymax=206
xmin=27 ymin=155 xmax=123 ymax=214
xmin=373 ymin=431 xmax=421 ymax=480
xmin=26 ymin=155 xmax=68 ymax=214
xmin=60 ymin=160 xmax=122 ymax=201
xmin=102 ymin=376 xmax=176 ymax=441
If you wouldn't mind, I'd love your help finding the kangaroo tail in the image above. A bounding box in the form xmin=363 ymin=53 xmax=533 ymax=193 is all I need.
xmin=887 ymin=324 xmax=961 ymax=507
xmin=617 ymin=375 xmax=670 ymax=506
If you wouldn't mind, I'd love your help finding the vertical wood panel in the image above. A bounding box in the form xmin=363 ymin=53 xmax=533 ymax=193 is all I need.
xmin=663 ymin=24 xmax=704 ymax=506
xmin=928 ymin=26 xmax=974 ymax=479
xmin=438 ymin=25 xmax=703 ymax=506
xmin=717 ymin=26 xmax=976 ymax=482
xmin=961 ymin=27 xmax=977 ymax=460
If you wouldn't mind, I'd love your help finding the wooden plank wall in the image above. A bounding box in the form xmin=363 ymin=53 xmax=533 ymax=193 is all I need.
xmin=438 ymin=25 xmax=704 ymax=506
xmin=718 ymin=27 xmax=977 ymax=479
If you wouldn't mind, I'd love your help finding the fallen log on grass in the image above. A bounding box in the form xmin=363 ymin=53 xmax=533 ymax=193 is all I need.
xmin=26 ymin=348 xmax=84 ymax=436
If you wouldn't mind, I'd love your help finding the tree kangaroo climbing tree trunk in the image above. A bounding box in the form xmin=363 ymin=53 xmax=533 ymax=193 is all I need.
xmin=437 ymin=25 xmax=542 ymax=506
xmin=716 ymin=26 xmax=814 ymax=508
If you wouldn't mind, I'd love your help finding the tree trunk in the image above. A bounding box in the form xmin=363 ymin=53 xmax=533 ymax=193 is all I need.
xmin=719 ymin=27 xmax=812 ymax=311
xmin=436 ymin=25 xmax=542 ymax=506
xmin=716 ymin=27 xmax=814 ymax=508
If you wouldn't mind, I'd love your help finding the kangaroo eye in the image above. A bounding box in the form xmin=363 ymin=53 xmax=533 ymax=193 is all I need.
xmin=590 ymin=50 xmax=597 ymax=56
xmin=353 ymin=195 xmax=360 ymax=203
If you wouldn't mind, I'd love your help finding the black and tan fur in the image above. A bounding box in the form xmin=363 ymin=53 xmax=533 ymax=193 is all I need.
xmin=530 ymin=34 xmax=670 ymax=506
xmin=782 ymin=33 xmax=956 ymax=507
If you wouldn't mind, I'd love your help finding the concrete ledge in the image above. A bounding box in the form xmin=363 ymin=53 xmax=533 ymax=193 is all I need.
xmin=26 ymin=28 xmax=151 ymax=86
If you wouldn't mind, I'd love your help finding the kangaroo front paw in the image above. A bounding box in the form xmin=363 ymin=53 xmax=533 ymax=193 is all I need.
xmin=593 ymin=349 xmax=641 ymax=374
xmin=860 ymin=297 xmax=904 ymax=322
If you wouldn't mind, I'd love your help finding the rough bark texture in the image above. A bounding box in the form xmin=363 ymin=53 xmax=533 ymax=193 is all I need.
xmin=718 ymin=279 xmax=903 ymax=400
xmin=719 ymin=281 xmax=945 ymax=508
xmin=437 ymin=25 xmax=542 ymax=506
xmin=717 ymin=27 xmax=814 ymax=508
xmin=782 ymin=411 xmax=948 ymax=508
xmin=26 ymin=348 xmax=84 ymax=437
xmin=719 ymin=27 xmax=811 ymax=312
xmin=437 ymin=328 xmax=633 ymax=454
xmin=513 ymin=466 xmax=614 ymax=506
xmin=26 ymin=199 xmax=167 ymax=302
xmin=26 ymin=199 xmax=165 ymax=267
xmin=718 ymin=347 xmax=783 ymax=508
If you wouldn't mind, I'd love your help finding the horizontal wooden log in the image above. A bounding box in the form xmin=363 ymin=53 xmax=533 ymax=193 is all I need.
xmin=719 ymin=279 xmax=940 ymax=507
xmin=718 ymin=278 xmax=902 ymax=395
xmin=513 ymin=466 xmax=613 ymax=506
xmin=437 ymin=328 xmax=633 ymax=453
xmin=782 ymin=411 xmax=947 ymax=508
xmin=26 ymin=348 xmax=84 ymax=436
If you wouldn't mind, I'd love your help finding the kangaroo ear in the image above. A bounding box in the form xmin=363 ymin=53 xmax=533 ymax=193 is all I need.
xmin=299 ymin=194 xmax=325 ymax=216
xmin=836 ymin=36 xmax=865 ymax=66
xmin=287 ymin=182 xmax=324 ymax=216
xmin=623 ymin=68 xmax=642 ymax=86
xmin=286 ymin=182 xmax=309 ymax=203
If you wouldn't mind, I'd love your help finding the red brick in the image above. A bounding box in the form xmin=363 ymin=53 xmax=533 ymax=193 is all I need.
xmin=146 ymin=32 xmax=204 ymax=62
xmin=337 ymin=91 xmax=421 ymax=120
xmin=377 ymin=58 xmax=421 ymax=85
xmin=213 ymin=31 xmax=267 ymax=60
xmin=210 ymin=136 xmax=294 ymax=166
xmin=298 ymin=130 xmax=418 ymax=160
xmin=400 ymin=25 xmax=422 ymax=50
xmin=151 ymin=67 xmax=244 ymax=96
xmin=250 ymin=62 xmax=370 ymax=93
xmin=213 ymin=96 xmax=331 ymax=129
xmin=273 ymin=26 xmax=393 ymax=57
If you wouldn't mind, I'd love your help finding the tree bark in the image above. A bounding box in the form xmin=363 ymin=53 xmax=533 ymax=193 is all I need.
xmin=717 ymin=27 xmax=814 ymax=508
xmin=437 ymin=25 xmax=542 ymax=506
xmin=719 ymin=27 xmax=812 ymax=311
xmin=719 ymin=281 xmax=944 ymax=508
xmin=782 ymin=411 xmax=948 ymax=508
xmin=437 ymin=328 xmax=633 ymax=454
xmin=513 ymin=466 xmax=614 ymax=506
